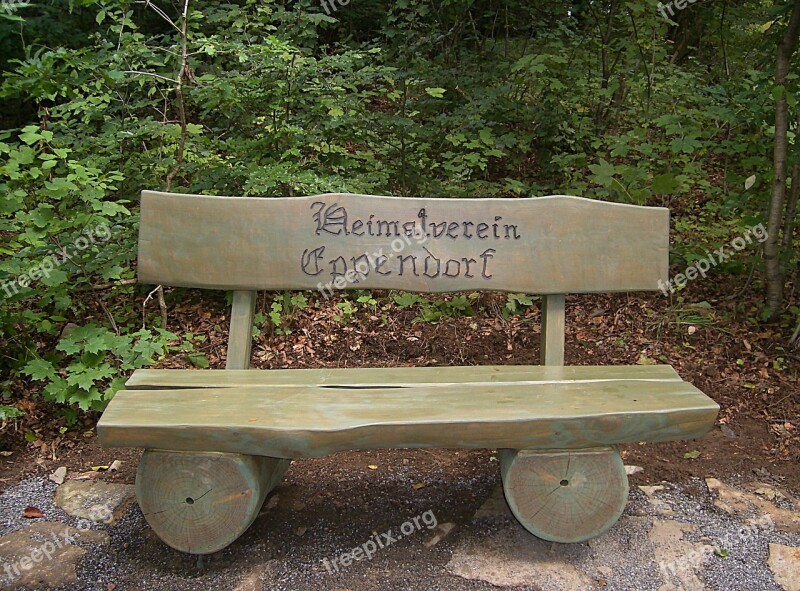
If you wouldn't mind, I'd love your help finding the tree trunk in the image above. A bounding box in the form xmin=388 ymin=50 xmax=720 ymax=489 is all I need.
xmin=783 ymin=157 xmax=799 ymax=253
xmin=764 ymin=0 xmax=800 ymax=320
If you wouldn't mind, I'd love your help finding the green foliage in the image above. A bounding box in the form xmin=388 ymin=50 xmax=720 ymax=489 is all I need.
xmin=0 ymin=405 xmax=23 ymax=420
xmin=21 ymin=325 xmax=181 ymax=410
xmin=392 ymin=292 xmax=478 ymax=323
xmin=503 ymin=293 xmax=535 ymax=319
xmin=257 ymin=292 xmax=310 ymax=335
xmin=0 ymin=0 xmax=795 ymax=417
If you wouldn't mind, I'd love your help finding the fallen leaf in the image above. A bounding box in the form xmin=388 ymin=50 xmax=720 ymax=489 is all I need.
xmin=412 ymin=482 xmax=427 ymax=490
xmin=91 ymin=465 xmax=109 ymax=472
xmin=49 ymin=466 xmax=67 ymax=485
xmin=367 ymin=465 xmax=378 ymax=470
xmin=0 ymin=451 xmax=13 ymax=457
xmin=23 ymin=506 xmax=43 ymax=519
xmin=625 ymin=465 xmax=644 ymax=476
xmin=294 ymin=526 xmax=307 ymax=536
xmin=73 ymin=471 xmax=101 ymax=480
xmin=683 ymin=450 xmax=701 ymax=459
xmin=107 ymin=584 xmax=117 ymax=591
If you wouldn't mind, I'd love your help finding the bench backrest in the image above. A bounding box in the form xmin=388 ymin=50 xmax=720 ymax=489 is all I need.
xmin=137 ymin=191 xmax=669 ymax=369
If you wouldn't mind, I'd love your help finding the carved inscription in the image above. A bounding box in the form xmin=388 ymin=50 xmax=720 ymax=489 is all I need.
xmin=301 ymin=201 xmax=521 ymax=293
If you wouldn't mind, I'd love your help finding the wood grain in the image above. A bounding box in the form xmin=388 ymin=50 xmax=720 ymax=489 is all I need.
xmin=540 ymin=294 xmax=566 ymax=366
xmin=124 ymin=364 xmax=685 ymax=389
xmin=137 ymin=191 xmax=669 ymax=294
xmin=226 ymin=290 xmax=257 ymax=370
xmin=135 ymin=450 xmax=288 ymax=554
xmin=98 ymin=379 xmax=719 ymax=458
xmin=499 ymin=447 xmax=629 ymax=543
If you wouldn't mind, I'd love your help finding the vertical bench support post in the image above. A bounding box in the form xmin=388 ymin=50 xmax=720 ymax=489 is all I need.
xmin=540 ymin=293 xmax=565 ymax=366
xmin=227 ymin=290 xmax=257 ymax=370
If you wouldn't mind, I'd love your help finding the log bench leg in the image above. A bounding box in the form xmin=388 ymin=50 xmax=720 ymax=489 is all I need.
xmin=135 ymin=450 xmax=290 ymax=554
xmin=499 ymin=447 xmax=628 ymax=543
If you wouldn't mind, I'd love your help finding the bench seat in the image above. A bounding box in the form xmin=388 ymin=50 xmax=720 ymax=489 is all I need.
xmin=98 ymin=365 xmax=718 ymax=458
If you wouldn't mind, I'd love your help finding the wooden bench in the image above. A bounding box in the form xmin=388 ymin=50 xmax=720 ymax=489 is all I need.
xmin=97 ymin=191 xmax=719 ymax=555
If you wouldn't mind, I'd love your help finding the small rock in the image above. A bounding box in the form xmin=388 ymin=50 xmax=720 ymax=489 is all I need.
xmin=625 ymin=465 xmax=644 ymax=476
xmin=473 ymin=485 xmax=512 ymax=520
xmin=720 ymin=424 xmax=737 ymax=438
xmin=49 ymin=467 xmax=67 ymax=485
xmin=54 ymin=480 xmax=135 ymax=525
xmin=746 ymin=482 xmax=792 ymax=504
xmin=638 ymin=486 xmax=675 ymax=517
xmin=767 ymin=543 xmax=800 ymax=591
xmin=108 ymin=460 xmax=122 ymax=472
xmin=264 ymin=494 xmax=279 ymax=511
xmin=425 ymin=522 xmax=457 ymax=547
xmin=705 ymin=478 xmax=800 ymax=533
xmin=59 ymin=323 xmax=79 ymax=339
xmin=447 ymin=524 xmax=595 ymax=589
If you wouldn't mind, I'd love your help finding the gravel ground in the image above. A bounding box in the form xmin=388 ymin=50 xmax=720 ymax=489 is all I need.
xmin=1 ymin=456 xmax=798 ymax=591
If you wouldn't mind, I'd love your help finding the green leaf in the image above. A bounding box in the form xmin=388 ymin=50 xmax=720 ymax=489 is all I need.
xmin=187 ymin=353 xmax=210 ymax=368
xmin=425 ymin=87 xmax=446 ymax=98
xmin=19 ymin=127 xmax=42 ymax=145
xmin=652 ymin=173 xmax=679 ymax=195
xmin=588 ymin=158 xmax=616 ymax=187
xmin=683 ymin=450 xmax=701 ymax=459
xmin=22 ymin=358 xmax=56 ymax=381
xmin=0 ymin=405 xmax=23 ymax=420
xmin=40 ymin=269 xmax=68 ymax=287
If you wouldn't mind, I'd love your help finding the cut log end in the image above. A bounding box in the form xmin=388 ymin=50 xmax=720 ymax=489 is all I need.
xmin=499 ymin=447 xmax=629 ymax=543
xmin=135 ymin=450 xmax=289 ymax=554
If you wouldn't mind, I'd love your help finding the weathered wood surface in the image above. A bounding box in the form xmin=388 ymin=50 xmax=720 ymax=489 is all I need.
xmin=499 ymin=447 xmax=629 ymax=543
xmin=98 ymin=378 xmax=718 ymax=458
xmin=136 ymin=450 xmax=288 ymax=554
xmin=137 ymin=191 xmax=669 ymax=294
xmin=226 ymin=290 xmax=257 ymax=370
xmin=540 ymin=293 xmax=566 ymax=366
xmin=124 ymin=364 xmax=685 ymax=389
